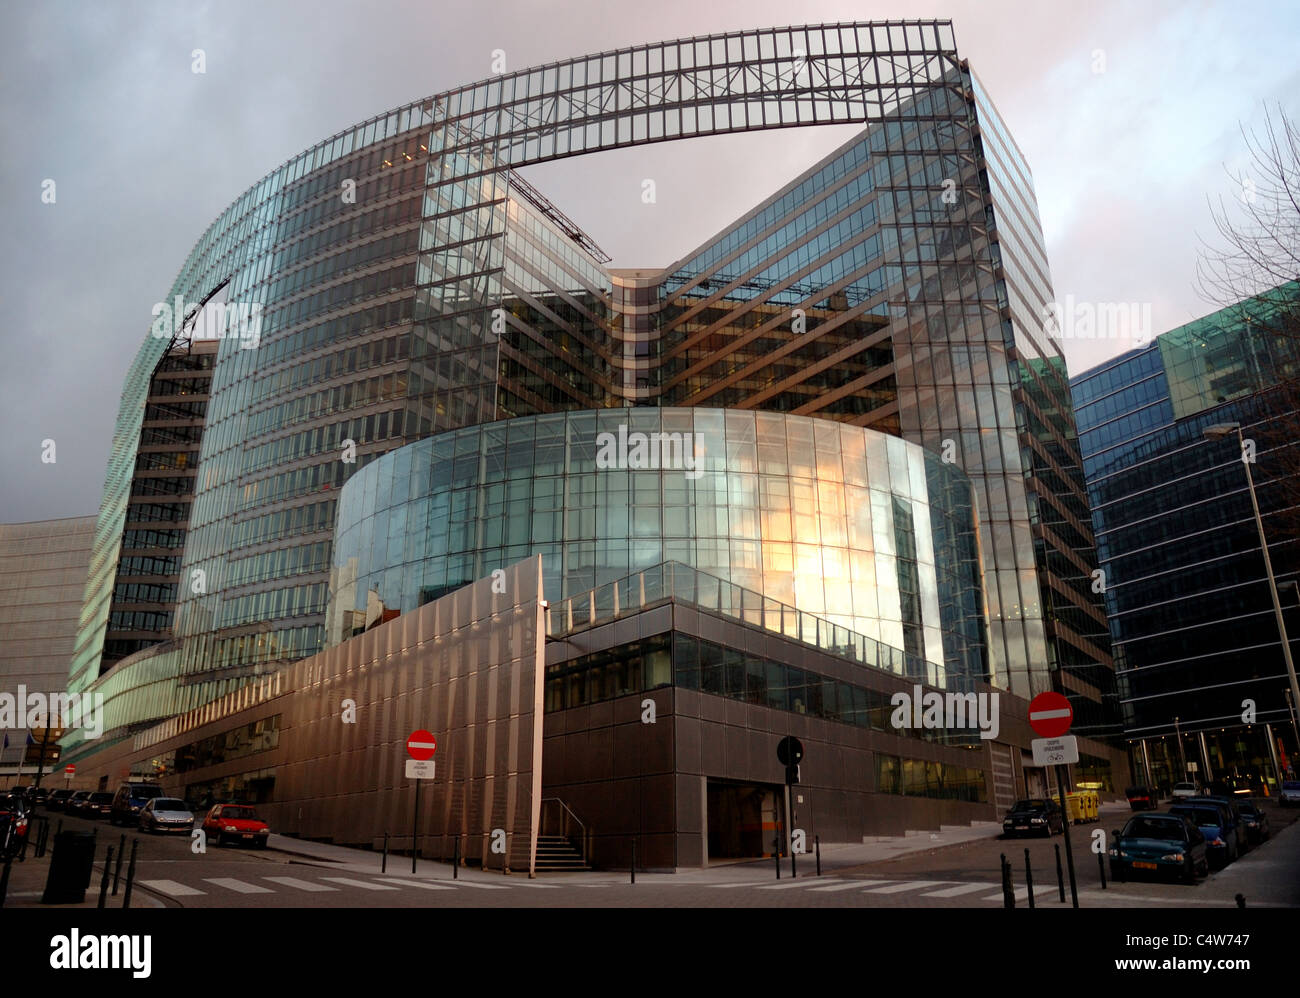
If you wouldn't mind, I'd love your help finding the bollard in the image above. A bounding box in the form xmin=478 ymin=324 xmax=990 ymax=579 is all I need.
xmin=1097 ymin=848 xmax=1107 ymax=890
xmin=453 ymin=837 xmax=459 ymax=880
xmin=774 ymin=837 xmax=781 ymax=879
xmin=791 ymin=837 xmax=797 ymax=879
xmin=36 ymin=819 xmax=48 ymax=858
xmin=55 ymin=819 xmax=62 ymax=842
xmin=1055 ymin=843 xmax=1065 ymax=903
xmin=97 ymin=846 xmax=114 ymax=909
xmin=1235 ymin=893 xmax=1246 ymax=908
xmin=18 ymin=822 xmax=28 ymax=862
xmin=122 ymin=839 xmax=138 ymax=910
xmin=113 ymin=834 xmax=125 ymax=895
xmin=1000 ymin=853 xmax=1015 ymax=908
xmin=630 ymin=837 xmax=636 ymax=885
xmin=382 ymin=831 xmax=388 ymax=874
xmin=1025 ymin=848 xmax=1035 ymax=909
xmin=815 ymin=835 xmax=821 ymax=877
xmin=0 ymin=855 xmax=11 ymax=908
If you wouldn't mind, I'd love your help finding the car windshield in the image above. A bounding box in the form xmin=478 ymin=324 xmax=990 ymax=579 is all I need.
xmin=223 ymin=807 xmax=260 ymax=820
xmin=154 ymin=799 xmax=187 ymax=811
xmin=1012 ymin=800 xmax=1047 ymax=811
xmin=89 ymin=793 xmax=113 ymax=802
xmin=1173 ymin=783 xmax=1197 ymax=791
xmin=1172 ymin=807 xmax=1220 ymax=828
xmin=1283 ymin=782 xmax=1300 ymax=790
xmin=1238 ymin=803 xmax=1259 ymax=816
xmin=132 ymin=786 xmax=163 ymax=799
xmin=1124 ymin=817 xmax=1183 ymax=840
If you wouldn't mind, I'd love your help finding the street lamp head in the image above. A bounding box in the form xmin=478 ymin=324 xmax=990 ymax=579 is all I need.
xmin=1203 ymin=422 xmax=1241 ymax=440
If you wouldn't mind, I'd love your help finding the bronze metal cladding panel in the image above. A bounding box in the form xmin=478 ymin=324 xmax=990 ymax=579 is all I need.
xmin=270 ymin=556 xmax=545 ymax=873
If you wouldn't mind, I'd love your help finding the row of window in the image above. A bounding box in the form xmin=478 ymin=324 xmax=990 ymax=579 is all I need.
xmin=118 ymin=555 xmax=181 ymax=576
xmin=112 ymin=581 xmax=178 ymax=605
xmin=266 ymin=228 xmax=418 ymax=305
xmin=108 ymin=610 xmax=173 ymax=633
xmin=243 ymin=406 xmax=406 ymax=479
xmin=126 ymin=501 xmax=190 ymax=524
xmin=875 ymin=754 xmax=987 ymax=802
xmin=228 ymin=541 xmax=331 ymax=587
xmin=253 ymin=318 xmax=411 ymax=401
xmin=269 ymin=191 xmax=422 ymax=279
xmin=260 ymin=262 xmax=416 ymax=341
xmin=205 ymin=624 xmax=324 ymax=672
xmin=140 ymin=424 xmax=204 ymax=446
xmin=174 ymin=715 xmax=281 ymax=773
xmin=233 ymin=499 xmax=336 ymax=549
xmin=122 ymin=528 xmax=185 ymax=550
xmin=248 ymin=370 xmax=409 ymax=441
xmin=264 ymin=160 xmax=426 ymax=253
xmin=136 ymin=451 xmax=193 ymax=472
xmin=221 ymin=581 xmax=329 ymax=628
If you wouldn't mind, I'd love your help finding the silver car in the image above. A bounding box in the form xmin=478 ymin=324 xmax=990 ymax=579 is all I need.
xmin=139 ymin=797 xmax=195 ymax=833
xmin=1171 ymin=782 xmax=1201 ymax=801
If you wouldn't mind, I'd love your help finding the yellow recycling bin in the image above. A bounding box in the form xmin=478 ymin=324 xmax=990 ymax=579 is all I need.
xmin=1064 ymin=792 xmax=1087 ymax=824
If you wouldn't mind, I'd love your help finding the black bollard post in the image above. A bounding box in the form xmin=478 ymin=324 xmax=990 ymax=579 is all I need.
xmin=1097 ymin=848 xmax=1107 ymax=890
xmin=1235 ymin=894 xmax=1246 ymax=908
xmin=1025 ymin=848 xmax=1036 ymax=909
xmin=122 ymin=839 xmax=138 ymax=910
xmin=774 ymin=837 xmax=781 ymax=879
xmin=0 ymin=855 xmax=11 ymax=908
xmin=815 ymin=835 xmax=821 ymax=877
xmin=1054 ymin=843 xmax=1065 ymax=903
xmin=113 ymin=834 xmax=125 ymax=895
xmin=1000 ymin=853 xmax=1015 ymax=908
xmin=97 ymin=846 xmax=114 ymax=909
xmin=55 ymin=819 xmax=62 ymax=841
xmin=382 ymin=831 xmax=388 ymax=873
xmin=630 ymin=837 xmax=636 ymax=885
xmin=453 ymin=836 xmax=459 ymax=880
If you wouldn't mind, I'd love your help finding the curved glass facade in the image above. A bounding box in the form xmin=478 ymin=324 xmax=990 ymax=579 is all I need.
xmin=328 ymin=408 xmax=988 ymax=687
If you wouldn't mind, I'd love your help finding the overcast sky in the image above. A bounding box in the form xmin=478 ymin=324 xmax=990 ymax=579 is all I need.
xmin=1 ymin=0 xmax=1296 ymax=522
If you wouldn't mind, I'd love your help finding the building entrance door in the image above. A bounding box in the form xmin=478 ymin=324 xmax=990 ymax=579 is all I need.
xmin=707 ymin=780 xmax=780 ymax=859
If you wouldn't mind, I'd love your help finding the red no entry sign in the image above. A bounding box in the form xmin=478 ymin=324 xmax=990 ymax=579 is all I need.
xmin=1029 ymin=692 xmax=1073 ymax=738
xmin=406 ymin=730 xmax=437 ymax=760
xmin=64 ymin=764 xmax=75 ymax=775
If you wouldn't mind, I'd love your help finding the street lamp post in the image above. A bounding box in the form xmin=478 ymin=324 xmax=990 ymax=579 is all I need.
xmin=1205 ymin=421 xmax=1300 ymax=773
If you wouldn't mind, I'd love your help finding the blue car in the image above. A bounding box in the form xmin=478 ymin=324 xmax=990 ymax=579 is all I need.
xmin=1170 ymin=802 xmax=1238 ymax=868
xmin=1110 ymin=812 xmax=1208 ymax=884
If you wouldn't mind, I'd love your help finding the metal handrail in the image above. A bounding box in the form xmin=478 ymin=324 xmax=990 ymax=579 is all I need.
xmin=540 ymin=797 xmax=587 ymax=862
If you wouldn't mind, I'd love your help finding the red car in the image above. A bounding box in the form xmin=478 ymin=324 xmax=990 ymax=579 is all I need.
xmin=202 ymin=804 xmax=271 ymax=847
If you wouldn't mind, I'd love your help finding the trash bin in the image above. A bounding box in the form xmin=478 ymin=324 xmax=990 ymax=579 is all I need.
xmin=1065 ymin=792 xmax=1087 ymax=824
xmin=40 ymin=831 xmax=96 ymax=904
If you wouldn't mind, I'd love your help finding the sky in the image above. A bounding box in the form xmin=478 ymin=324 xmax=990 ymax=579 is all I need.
xmin=1 ymin=0 xmax=1297 ymax=522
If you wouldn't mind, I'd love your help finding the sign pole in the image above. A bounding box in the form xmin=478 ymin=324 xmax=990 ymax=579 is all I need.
xmin=412 ymin=775 xmax=420 ymax=874
xmin=1055 ymin=763 xmax=1078 ymax=908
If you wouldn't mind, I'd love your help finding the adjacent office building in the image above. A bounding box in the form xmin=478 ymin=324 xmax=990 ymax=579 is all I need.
xmin=60 ymin=22 xmax=1127 ymax=865
xmin=1071 ymin=283 xmax=1300 ymax=792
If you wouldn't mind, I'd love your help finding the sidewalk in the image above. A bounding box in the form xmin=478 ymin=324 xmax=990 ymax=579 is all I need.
xmin=1 ymin=838 xmax=165 ymax=909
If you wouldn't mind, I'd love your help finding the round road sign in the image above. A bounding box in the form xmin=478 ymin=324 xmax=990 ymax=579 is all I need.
xmin=64 ymin=764 xmax=75 ymax=775
xmin=406 ymin=730 xmax=437 ymax=760
xmin=1028 ymin=692 xmax=1073 ymax=738
xmin=776 ymin=735 xmax=804 ymax=767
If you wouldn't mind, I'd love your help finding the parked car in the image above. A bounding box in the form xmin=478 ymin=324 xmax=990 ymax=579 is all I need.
xmin=0 ymin=794 xmax=30 ymax=857
xmin=202 ymin=804 xmax=271 ymax=848
xmin=84 ymin=791 xmax=114 ymax=819
xmin=46 ymin=788 xmax=73 ymax=811
xmin=1110 ymin=812 xmax=1208 ymax=884
xmin=139 ymin=798 xmax=195 ymax=834
xmin=1001 ymin=799 xmax=1064 ymax=838
xmin=1236 ymin=800 xmax=1270 ymax=846
xmin=1125 ymin=786 xmax=1157 ymax=810
xmin=66 ymin=790 xmax=92 ymax=815
xmin=1170 ymin=802 xmax=1239 ymax=868
xmin=1186 ymin=795 xmax=1244 ymax=853
xmin=1280 ymin=781 xmax=1300 ymax=807
xmin=1171 ymin=782 xmax=1201 ymax=801
xmin=27 ymin=786 xmax=49 ymax=807
xmin=110 ymin=782 xmax=164 ymax=826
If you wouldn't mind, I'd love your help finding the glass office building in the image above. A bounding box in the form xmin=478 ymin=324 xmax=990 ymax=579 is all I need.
xmin=66 ymin=21 xmax=1114 ymax=777
xmin=1071 ymin=283 xmax=1300 ymax=791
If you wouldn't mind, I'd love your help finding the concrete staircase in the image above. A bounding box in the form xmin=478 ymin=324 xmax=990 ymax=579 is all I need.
xmin=533 ymin=834 xmax=590 ymax=872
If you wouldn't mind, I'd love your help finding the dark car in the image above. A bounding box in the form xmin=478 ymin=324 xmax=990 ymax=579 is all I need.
xmin=1125 ymin=786 xmax=1157 ymax=811
xmin=0 ymin=794 xmax=31 ymax=857
xmin=1236 ymin=800 xmax=1269 ymax=846
xmin=139 ymin=798 xmax=194 ymax=834
xmin=46 ymin=788 xmax=73 ymax=812
xmin=27 ymin=786 xmax=50 ymax=807
xmin=84 ymin=791 xmax=115 ymax=819
xmin=1186 ymin=796 xmax=1244 ymax=853
xmin=1001 ymin=798 xmax=1064 ymax=838
xmin=1110 ymin=812 xmax=1208 ymax=884
xmin=1281 ymin=780 xmax=1300 ymax=807
xmin=110 ymin=782 xmax=164 ymax=826
xmin=1170 ymin=802 xmax=1239 ymax=868
xmin=66 ymin=790 xmax=92 ymax=815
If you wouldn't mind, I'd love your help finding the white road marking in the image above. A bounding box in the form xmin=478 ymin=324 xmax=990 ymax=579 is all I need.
xmin=807 ymin=881 xmax=870 ymax=892
xmin=320 ymin=877 xmax=400 ymax=891
xmin=758 ymin=879 xmax=843 ymax=890
xmin=862 ymin=880 xmax=951 ymax=894
xmin=374 ymin=878 xmax=455 ymax=891
xmin=137 ymin=879 xmax=205 ymax=897
xmin=203 ymin=878 xmax=273 ymax=894
xmin=263 ymin=877 xmax=338 ymax=893
xmin=921 ymin=883 xmax=994 ymax=897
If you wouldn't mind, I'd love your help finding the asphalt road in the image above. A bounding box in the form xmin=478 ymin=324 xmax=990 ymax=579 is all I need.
xmin=39 ymin=798 xmax=1300 ymax=909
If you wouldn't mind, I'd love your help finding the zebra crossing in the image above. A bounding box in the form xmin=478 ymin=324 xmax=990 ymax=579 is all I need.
xmin=711 ymin=877 xmax=1061 ymax=902
xmin=136 ymin=872 xmax=554 ymax=898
